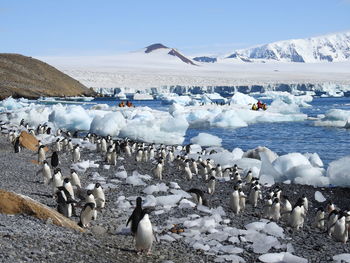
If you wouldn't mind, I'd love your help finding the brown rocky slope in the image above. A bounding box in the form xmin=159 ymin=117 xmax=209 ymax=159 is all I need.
xmin=0 ymin=53 xmax=95 ymax=99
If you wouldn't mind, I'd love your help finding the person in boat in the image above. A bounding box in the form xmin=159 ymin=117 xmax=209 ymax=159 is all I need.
xmin=257 ymin=100 xmax=262 ymax=109
xmin=252 ymin=104 xmax=258 ymax=111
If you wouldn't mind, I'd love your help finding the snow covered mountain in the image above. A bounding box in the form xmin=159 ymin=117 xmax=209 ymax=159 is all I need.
xmin=226 ymin=31 xmax=350 ymax=63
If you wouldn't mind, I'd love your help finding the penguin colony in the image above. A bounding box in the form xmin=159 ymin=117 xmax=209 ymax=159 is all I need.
xmin=3 ymin=118 xmax=350 ymax=257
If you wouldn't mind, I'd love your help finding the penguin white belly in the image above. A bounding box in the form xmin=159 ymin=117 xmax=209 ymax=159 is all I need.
xmin=38 ymin=149 xmax=46 ymax=163
xmin=230 ymin=193 xmax=240 ymax=214
xmin=93 ymin=189 xmax=105 ymax=208
xmin=135 ymin=216 xmax=153 ymax=252
xmin=333 ymin=220 xmax=348 ymax=243
xmin=185 ymin=167 xmax=192 ymax=180
xmin=71 ymin=173 xmax=81 ymax=188
xmin=270 ymin=204 xmax=281 ymax=221
xmin=43 ymin=166 xmax=52 ymax=184
xmin=239 ymin=196 xmax=246 ymax=211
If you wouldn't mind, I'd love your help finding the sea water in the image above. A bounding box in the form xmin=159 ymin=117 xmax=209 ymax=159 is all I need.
xmin=91 ymin=97 xmax=350 ymax=165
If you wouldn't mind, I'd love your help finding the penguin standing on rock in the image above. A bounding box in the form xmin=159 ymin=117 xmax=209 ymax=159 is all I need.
xmin=184 ymin=159 xmax=193 ymax=180
xmin=13 ymin=136 xmax=21 ymax=153
xmin=313 ymin=207 xmax=325 ymax=230
xmin=207 ymin=176 xmax=216 ymax=195
xmin=56 ymin=186 xmax=76 ymax=218
xmin=270 ymin=198 xmax=281 ymax=222
xmin=127 ymin=197 xmax=143 ymax=237
xmin=85 ymin=190 xmax=97 ymax=220
xmin=281 ymin=195 xmax=292 ymax=222
xmin=70 ymin=169 xmax=81 ymax=188
xmin=93 ymin=183 xmax=105 ymax=209
xmin=51 ymin=168 xmax=63 ymax=195
xmin=331 ymin=211 xmax=349 ymax=243
xmin=288 ymin=199 xmax=305 ymax=230
xmin=135 ymin=149 xmax=143 ymax=162
xmin=230 ymin=185 xmax=240 ymax=214
xmin=263 ymin=196 xmax=273 ymax=219
xmin=78 ymin=203 xmax=96 ymax=228
xmin=38 ymin=145 xmax=46 ymax=163
xmin=239 ymin=189 xmax=247 ymax=212
xmin=72 ymin=145 xmax=80 ymax=163
xmin=37 ymin=160 xmax=52 ymax=185
xmin=249 ymin=186 xmax=261 ymax=208
xmin=153 ymin=160 xmax=163 ymax=180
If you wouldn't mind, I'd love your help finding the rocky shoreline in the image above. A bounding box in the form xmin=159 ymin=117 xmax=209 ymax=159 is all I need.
xmin=1 ymin=134 xmax=350 ymax=263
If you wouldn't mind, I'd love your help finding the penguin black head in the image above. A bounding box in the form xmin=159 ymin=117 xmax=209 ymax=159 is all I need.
xmin=273 ymin=198 xmax=280 ymax=203
xmin=266 ymin=196 xmax=272 ymax=200
xmin=87 ymin=190 xmax=93 ymax=196
xmin=71 ymin=169 xmax=76 ymax=173
xmin=233 ymin=185 xmax=238 ymax=191
xmin=209 ymin=176 xmax=216 ymax=181
xmin=253 ymin=186 xmax=259 ymax=191
xmin=185 ymin=159 xmax=190 ymax=163
xmin=63 ymin=178 xmax=70 ymax=183
xmin=233 ymin=164 xmax=238 ymax=168
xmin=317 ymin=207 xmax=324 ymax=212
xmin=56 ymin=138 xmax=60 ymax=142
xmin=95 ymin=182 xmax=102 ymax=188
xmin=86 ymin=202 xmax=96 ymax=210
xmin=237 ymin=180 xmax=242 ymax=184
xmin=43 ymin=160 xmax=48 ymax=164
xmin=136 ymin=197 xmax=142 ymax=207
xmin=54 ymin=168 xmax=61 ymax=174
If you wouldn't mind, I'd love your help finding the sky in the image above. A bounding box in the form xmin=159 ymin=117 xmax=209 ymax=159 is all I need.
xmin=1 ymin=0 xmax=350 ymax=56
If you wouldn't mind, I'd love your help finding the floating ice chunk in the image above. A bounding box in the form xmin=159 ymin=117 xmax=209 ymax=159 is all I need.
xmin=327 ymin=156 xmax=350 ymax=186
xmin=232 ymin=148 xmax=244 ymax=160
xmin=211 ymin=110 xmax=248 ymax=128
xmin=230 ymin=92 xmax=257 ymax=105
xmin=190 ymin=133 xmax=222 ymax=147
xmin=169 ymin=103 xmax=185 ymax=116
xmin=304 ymin=152 xmax=323 ymax=168
xmin=314 ymin=191 xmax=326 ymax=202
xmin=156 ymin=194 xmax=182 ymax=207
xmin=143 ymin=183 xmax=169 ymax=195
xmin=114 ymin=170 xmax=128 ymax=179
xmin=90 ymin=111 xmax=126 ymax=136
xmin=259 ymin=174 xmax=275 ymax=187
xmin=333 ymin=254 xmax=350 ymax=263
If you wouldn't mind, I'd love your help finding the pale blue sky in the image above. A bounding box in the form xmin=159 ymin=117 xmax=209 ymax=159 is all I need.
xmin=1 ymin=0 xmax=349 ymax=56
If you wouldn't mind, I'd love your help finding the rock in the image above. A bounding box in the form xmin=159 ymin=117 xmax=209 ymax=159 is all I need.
xmin=0 ymin=189 xmax=83 ymax=232
xmin=91 ymin=225 xmax=107 ymax=235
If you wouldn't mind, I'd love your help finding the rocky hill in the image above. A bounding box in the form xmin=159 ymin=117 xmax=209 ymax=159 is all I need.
xmin=0 ymin=53 xmax=95 ymax=99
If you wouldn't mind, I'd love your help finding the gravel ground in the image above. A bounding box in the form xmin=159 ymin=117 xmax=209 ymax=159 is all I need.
xmin=1 ymin=133 xmax=350 ymax=263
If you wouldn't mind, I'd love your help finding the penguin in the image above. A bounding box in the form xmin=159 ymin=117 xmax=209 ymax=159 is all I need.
xmin=101 ymin=138 xmax=107 ymax=153
xmin=135 ymin=149 xmax=143 ymax=162
xmin=223 ymin=168 xmax=232 ymax=178
xmin=51 ymin=151 xmax=59 ymax=168
xmin=85 ymin=190 xmax=97 ymax=220
xmin=263 ymin=196 xmax=273 ymax=219
xmin=13 ymin=136 xmax=21 ymax=153
xmin=209 ymin=168 xmax=216 ymax=178
xmin=96 ymin=138 xmax=101 ymax=152
xmin=148 ymin=146 xmax=155 ymax=160
xmin=274 ymin=186 xmax=282 ymax=199
xmin=301 ymin=195 xmax=309 ymax=212
xmin=230 ymin=185 xmax=240 ymax=214
xmin=187 ymin=188 xmax=208 ymax=206
xmin=153 ymin=160 xmax=163 ymax=180
xmin=51 ymin=168 xmax=63 ymax=195
xmin=54 ymin=138 xmax=62 ymax=152
xmin=327 ymin=210 xmax=339 ymax=236
xmin=70 ymin=169 xmax=81 ymax=188
xmin=78 ymin=202 xmax=96 ymax=228
xmin=93 ymin=183 xmax=105 ymax=209
xmin=124 ymin=142 xmax=132 ymax=157
xmin=326 ymin=201 xmax=335 ymax=214
xmin=105 ymin=145 xmax=113 ymax=164
xmin=38 ymin=145 xmax=46 ymax=163
xmin=67 ymin=139 xmax=74 ymax=151
xmin=135 ymin=209 xmax=154 ymax=254
xmin=215 ymin=164 xmax=222 ymax=178
xmin=313 ymin=207 xmax=325 ymax=230
xmin=142 ymin=149 xmax=149 ymax=162
xmin=207 ymin=176 xmax=216 ymax=195
xmin=238 ymin=189 xmax=247 ymax=212
xmin=167 ymin=150 xmax=174 ymax=163
xmin=72 ymin=145 xmax=80 ymax=163
xmin=56 ymin=186 xmax=76 ymax=218
xmin=270 ymin=198 xmax=281 ymax=222
xmin=110 ymin=149 xmax=117 ymax=166
xmin=184 ymin=159 xmax=193 ymax=180
xmin=233 ymin=172 xmax=241 ymax=184
xmin=46 ymin=127 xmax=51 ymax=135
xmin=206 ymin=159 xmax=213 ymax=170
xmin=331 ymin=211 xmax=349 ymax=243
xmin=56 ymin=128 xmax=62 ymax=136
xmin=249 ymin=186 xmax=261 ymax=208
xmin=63 ymin=177 xmax=75 ymax=200
xmin=191 ymin=158 xmax=198 ymax=175
xmin=288 ymin=199 xmax=305 ymax=230
xmin=281 ymin=195 xmax=292 ymax=222
xmin=199 ymin=163 xmax=208 ymax=181
xmin=39 ymin=160 xmax=52 ymax=185
xmin=245 ymin=170 xmax=253 ymax=184
xmin=126 ymin=197 xmax=143 ymax=236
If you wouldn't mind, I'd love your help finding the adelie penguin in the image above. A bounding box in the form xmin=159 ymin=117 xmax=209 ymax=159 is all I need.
xmin=313 ymin=207 xmax=325 ymax=230
xmin=78 ymin=203 xmax=96 ymax=228
xmin=230 ymin=185 xmax=240 ymax=214
xmin=184 ymin=159 xmax=193 ymax=180
xmin=38 ymin=145 xmax=46 ymax=163
xmin=288 ymin=198 xmax=306 ymax=230
xmin=127 ymin=197 xmax=143 ymax=237
xmin=70 ymin=169 xmax=81 ymax=188
xmin=72 ymin=145 xmax=80 ymax=163
xmin=50 ymin=151 xmax=59 ymax=168
xmin=187 ymin=188 xmax=208 ymax=206
xmin=37 ymin=160 xmax=52 ymax=185
xmin=51 ymin=168 xmax=63 ymax=196
xmin=93 ymin=183 xmax=105 ymax=209
xmin=207 ymin=176 xmax=216 ymax=195
xmin=331 ymin=211 xmax=349 ymax=243
xmin=85 ymin=190 xmax=97 ymax=220
xmin=153 ymin=160 xmax=163 ymax=180
xmin=56 ymin=186 xmax=76 ymax=218
xmin=13 ymin=136 xmax=21 ymax=153
xmin=135 ymin=208 xmax=154 ymax=254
